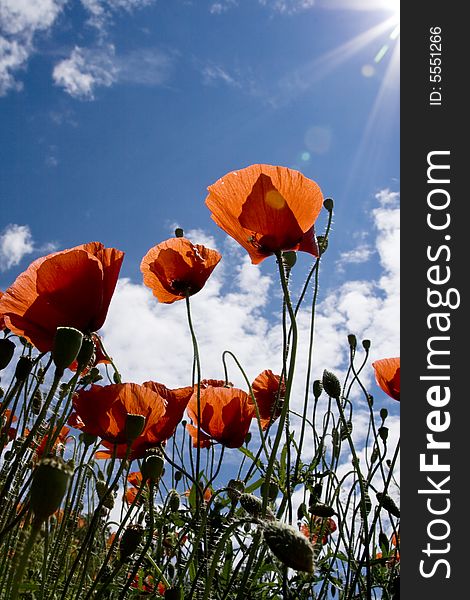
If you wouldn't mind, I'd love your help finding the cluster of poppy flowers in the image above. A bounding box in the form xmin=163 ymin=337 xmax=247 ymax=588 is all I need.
xmin=0 ymin=164 xmax=324 ymax=458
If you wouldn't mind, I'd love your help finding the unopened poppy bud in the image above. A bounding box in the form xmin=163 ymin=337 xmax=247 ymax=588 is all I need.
xmin=362 ymin=339 xmax=371 ymax=350
xmin=240 ymin=493 xmax=275 ymax=520
xmin=376 ymin=492 xmax=400 ymax=518
xmin=244 ymin=432 xmax=251 ymax=445
xmin=175 ymin=228 xmax=184 ymax=238
xmin=227 ymin=479 xmax=245 ymax=501
xmin=380 ymin=408 xmax=388 ymax=421
xmin=262 ymin=521 xmax=315 ymax=573
xmin=378 ymin=426 xmax=389 ymax=442
xmin=96 ymin=480 xmax=115 ymax=510
xmin=260 ymin=480 xmax=279 ymax=502
xmin=309 ymin=503 xmax=336 ymax=518
xmin=174 ymin=470 xmax=183 ymax=483
xmin=0 ymin=338 xmax=15 ymax=370
xmin=142 ymin=454 xmax=164 ymax=482
xmin=168 ymin=489 xmax=180 ymax=512
xmin=119 ymin=524 xmax=144 ymax=562
xmin=52 ymin=327 xmax=83 ymax=372
xmin=312 ymin=380 xmax=323 ymax=399
xmin=32 ymin=389 xmax=43 ymax=414
xmin=124 ymin=413 xmax=146 ymax=443
xmin=322 ymin=370 xmax=341 ymax=399
xmin=347 ymin=334 xmax=357 ymax=350
xmin=30 ymin=457 xmax=73 ymax=523
xmin=79 ymin=432 xmax=98 ymax=448
xmin=297 ymin=502 xmax=307 ymax=521
xmin=323 ymin=198 xmax=334 ymax=212
xmin=282 ymin=251 xmax=297 ymax=269
xmin=75 ymin=337 xmax=95 ymax=371
xmin=15 ymin=356 xmax=34 ymax=381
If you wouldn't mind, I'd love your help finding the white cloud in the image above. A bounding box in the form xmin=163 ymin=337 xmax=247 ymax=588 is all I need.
xmin=258 ymin=0 xmax=316 ymax=14
xmin=52 ymin=45 xmax=117 ymax=99
xmin=209 ymin=0 xmax=238 ymax=14
xmin=0 ymin=0 xmax=65 ymax=96
xmin=201 ymin=63 xmax=240 ymax=88
xmin=0 ymin=224 xmax=58 ymax=271
xmin=0 ymin=224 xmax=34 ymax=271
xmin=337 ymin=245 xmax=373 ymax=270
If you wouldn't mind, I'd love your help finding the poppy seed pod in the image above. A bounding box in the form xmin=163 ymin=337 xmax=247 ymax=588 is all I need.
xmin=227 ymin=479 xmax=245 ymax=501
xmin=322 ymin=370 xmax=342 ymax=399
xmin=119 ymin=524 xmax=144 ymax=562
xmin=124 ymin=413 xmax=146 ymax=443
xmin=141 ymin=453 xmax=164 ymax=482
xmin=15 ymin=356 xmax=34 ymax=381
xmin=262 ymin=521 xmax=315 ymax=573
xmin=30 ymin=457 xmax=73 ymax=523
xmin=282 ymin=250 xmax=297 ymax=269
xmin=323 ymin=197 xmax=334 ymax=212
xmin=0 ymin=338 xmax=15 ymax=370
xmin=52 ymin=327 xmax=83 ymax=372
xmin=168 ymin=489 xmax=180 ymax=512
xmin=309 ymin=503 xmax=336 ymax=518
xmin=75 ymin=336 xmax=96 ymax=372
xmin=312 ymin=380 xmax=323 ymax=399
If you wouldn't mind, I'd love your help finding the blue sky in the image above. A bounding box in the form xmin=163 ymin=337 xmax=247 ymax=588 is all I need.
xmin=0 ymin=0 xmax=399 ymax=418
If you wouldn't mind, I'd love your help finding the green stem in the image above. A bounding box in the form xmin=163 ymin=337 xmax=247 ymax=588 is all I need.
xmin=10 ymin=518 xmax=41 ymax=600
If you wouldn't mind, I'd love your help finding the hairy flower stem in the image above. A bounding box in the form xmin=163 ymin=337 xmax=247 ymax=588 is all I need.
xmin=10 ymin=518 xmax=41 ymax=600
xmin=261 ymin=253 xmax=298 ymax=515
xmin=185 ymin=296 xmax=203 ymax=515
xmin=60 ymin=446 xmax=132 ymax=600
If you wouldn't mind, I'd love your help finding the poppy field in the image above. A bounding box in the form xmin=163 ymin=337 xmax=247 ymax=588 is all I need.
xmin=0 ymin=164 xmax=400 ymax=599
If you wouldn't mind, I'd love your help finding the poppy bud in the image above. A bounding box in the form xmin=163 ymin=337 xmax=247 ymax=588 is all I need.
xmin=297 ymin=502 xmax=308 ymax=521
xmin=15 ymin=356 xmax=34 ymax=381
xmin=96 ymin=480 xmax=115 ymax=510
xmin=79 ymin=432 xmax=98 ymax=448
xmin=380 ymin=408 xmax=388 ymax=421
xmin=322 ymin=370 xmax=341 ymax=399
xmin=174 ymin=470 xmax=183 ymax=483
xmin=142 ymin=453 xmax=164 ymax=482
xmin=347 ymin=334 xmax=357 ymax=350
xmin=52 ymin=327 xmax=83 ymax=372
xmin=31 ymin=390 xmax=43 ymax=415
xmin=30 ymin=456 xmax=73 ymax=523
xmin=227 ymin=479 xmax=244 ymax=501
xmin=312 ymin=380 xmax=323 ymax=399
xmin=0 ymin=338 xmax=15 ymax=370
xmin=376 ymin=492 xmax=400 ymax=518
xmin=168 ymin=489 xmax=180 ymax=512
xmin=262 ymin=521 xmax=315 ymax=573
xmin=260 ymin=480 xmax=279 ymax=502
xmin=119 ymin=524 xmax=144 ymax=562
xmin=282 ymin=251 xmax=297 ymax=269
xmin=362 ymin=339 xmax=371 ymax=350
xmin=174 ymin=228 xmax=184 ymax=238
xmin=323 ymin=198 xmax=334 ymax=212
xmin=75 ymin=337 xmax=95 ymax=372
xmin=309 ymin=503 xmax=336 ymax=518
xmin=378 ymin=426 xmax=389 ymax=442
xmin=124 ymin=413 xmax=146 ymax=443
xmin=240 ymin=493 xmax=275 ymax=521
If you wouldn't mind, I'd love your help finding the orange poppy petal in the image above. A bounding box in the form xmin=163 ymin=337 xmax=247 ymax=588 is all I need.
xmin=372 ymin=358 xmax=400 ymax=401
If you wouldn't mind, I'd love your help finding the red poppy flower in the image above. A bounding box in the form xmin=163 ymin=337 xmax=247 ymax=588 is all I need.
xmin=70 ymin=382 xmax=192 ymax=460
xmin=140 ymin=237 xmax=221 ymax=304
xmin=300 ymin=517 xmax=337 ymax=546
xmin=186 ymin=380 xmax=255 ymax=448
xmin=206 ymin=164 xmax=324 ymax=264
xmin=0 ymin=242 xmax=124 ymax=353
xmin=250 ymin=370 xmax=285 ymax=430
xmin=0 ymin=291 xmax=6 ymax=330
xmin=372 ymin=357 xmax=400 ymax=401
xmin=125 ymin=471 xmax=145 ymax=504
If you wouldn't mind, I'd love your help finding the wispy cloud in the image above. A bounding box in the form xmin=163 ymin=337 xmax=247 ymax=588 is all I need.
xmin=52 ymin=44 xmax=118 ymax=99
xmin=209 ymin=0 xmax=238 ymax=14
xmin=0 ymin=224 xmax=58 ymax=272
xmin=0 ymin=0 xmax=65 ymax=96
xmin=201 ymin=63 xmax=240 ymax=87
xmin=258 ymin=0 xmax=316 ymax=14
